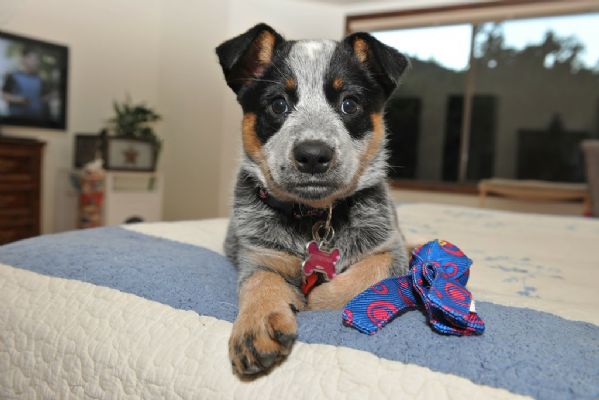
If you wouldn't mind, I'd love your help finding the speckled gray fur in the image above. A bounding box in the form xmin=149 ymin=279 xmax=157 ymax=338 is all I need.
xmin=225 ymin=39 xmax=410 ymax=288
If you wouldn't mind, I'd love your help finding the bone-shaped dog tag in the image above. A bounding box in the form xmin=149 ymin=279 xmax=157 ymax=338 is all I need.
xmin=301 ymin=241 xmax=340 ymax=295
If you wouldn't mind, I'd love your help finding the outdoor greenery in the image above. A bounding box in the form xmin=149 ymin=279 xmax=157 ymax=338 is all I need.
xmin=385 ymin=23 xmax=599 ymax=183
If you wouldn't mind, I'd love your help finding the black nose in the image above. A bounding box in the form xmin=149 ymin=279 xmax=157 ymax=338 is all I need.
xmin=293 ymin=140 xmax=333 ymax=174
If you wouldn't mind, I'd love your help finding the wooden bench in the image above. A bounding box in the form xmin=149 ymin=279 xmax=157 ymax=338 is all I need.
xmin=478 ymin=178 xmax=591 ymax=214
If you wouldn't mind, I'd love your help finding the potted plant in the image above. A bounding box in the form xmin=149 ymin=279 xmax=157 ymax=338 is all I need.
xmin=104 ymin=96 xmax=162 ymax=171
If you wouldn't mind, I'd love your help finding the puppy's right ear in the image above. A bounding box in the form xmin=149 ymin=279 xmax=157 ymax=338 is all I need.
xmin=216 ymin=23 xmax=284 ymax=94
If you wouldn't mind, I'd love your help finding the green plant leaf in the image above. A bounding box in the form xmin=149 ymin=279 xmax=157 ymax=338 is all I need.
xmin=106 ymin=96 xmax=163 ymax=147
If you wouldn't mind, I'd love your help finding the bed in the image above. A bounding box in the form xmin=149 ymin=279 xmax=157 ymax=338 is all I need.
xmin=1 ymin=203 xmax=598 ymax=399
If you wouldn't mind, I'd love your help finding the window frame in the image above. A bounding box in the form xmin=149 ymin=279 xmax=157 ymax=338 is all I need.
xmin=346 ymin=0 xmax=599 ymax=192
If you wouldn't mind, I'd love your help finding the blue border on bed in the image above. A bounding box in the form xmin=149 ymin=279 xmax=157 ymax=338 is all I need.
xmin=1 ymin=227 xmax=598 ymax=400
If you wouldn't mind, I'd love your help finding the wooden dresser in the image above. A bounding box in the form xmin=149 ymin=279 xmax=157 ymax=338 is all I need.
xmin=0 ymin=136 xmax=45 ymax=245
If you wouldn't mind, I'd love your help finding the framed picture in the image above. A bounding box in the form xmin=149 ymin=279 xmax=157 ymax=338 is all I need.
xmin=104 ymin=137 xmax=157 ymax=171
xmin=0 ymin=30 xmax=69 ymax=130
xmin=74 ymin=133 xmax=103 ymax=168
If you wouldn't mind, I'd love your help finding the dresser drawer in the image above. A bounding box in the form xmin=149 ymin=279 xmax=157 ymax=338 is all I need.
xmin=0 ymin=137 xmax=44 ymax=244
xmin=0 ymin=225 xmax=35 ymax=245
xmin=0 ymin=211 xmax=34 ymax=228
xmin=0 ymin=191 xmax=34 ymax=210
xmin=0 ymin=153 xmax=38 ymax=183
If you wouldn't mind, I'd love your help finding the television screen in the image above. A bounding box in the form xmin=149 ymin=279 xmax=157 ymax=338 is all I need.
xmin=0 ymin=31 xmax=68 ymax=130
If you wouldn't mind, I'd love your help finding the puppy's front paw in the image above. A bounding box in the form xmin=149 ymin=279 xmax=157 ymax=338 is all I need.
xmin=308 ymin=252 xmax=395 ymax=310
xmin=229 ymin=304 xmax=298 ymax=376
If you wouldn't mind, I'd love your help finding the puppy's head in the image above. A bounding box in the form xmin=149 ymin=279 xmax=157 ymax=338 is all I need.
xmin=216 ymin=23 xmax=408 ymax=207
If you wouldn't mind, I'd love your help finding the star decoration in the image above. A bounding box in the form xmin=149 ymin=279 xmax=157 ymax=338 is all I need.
xmin=123 ymin=146 xmax=139 ymax=165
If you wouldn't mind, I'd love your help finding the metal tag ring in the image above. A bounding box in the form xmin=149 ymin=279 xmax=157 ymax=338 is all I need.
xmin=312 ymin=220 xmax=335 ymax=244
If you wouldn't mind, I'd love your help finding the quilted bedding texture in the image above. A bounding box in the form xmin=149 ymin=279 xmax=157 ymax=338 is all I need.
xmin=1 ymin=203 xmax=598 ymax=399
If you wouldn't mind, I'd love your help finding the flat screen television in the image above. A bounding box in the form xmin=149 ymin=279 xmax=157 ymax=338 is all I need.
xmin=0 ymin=30 xmax=68 ymax=130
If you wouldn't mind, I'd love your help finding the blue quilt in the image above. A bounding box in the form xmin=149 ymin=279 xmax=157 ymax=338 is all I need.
xmin=1 ymin=204 xmax=598 ymax=399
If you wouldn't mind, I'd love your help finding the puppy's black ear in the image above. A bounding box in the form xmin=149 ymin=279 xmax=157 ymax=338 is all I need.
xmin=343 ymin=32 xmax=409 ymax=97
xmin=216 ymin=23 xmax=284 ymax=94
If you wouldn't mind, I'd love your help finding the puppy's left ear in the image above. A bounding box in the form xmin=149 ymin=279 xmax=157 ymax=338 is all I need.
xmin=343 ymin=32 xmax=409 ymax=97
xmin=216 ymin=23 xmax=284 ymax=94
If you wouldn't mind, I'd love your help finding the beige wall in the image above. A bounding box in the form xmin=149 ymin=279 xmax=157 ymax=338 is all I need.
xmin=342 ymin=0 xmax=482 ymax=15
xmin=157 ymin=0 xmax=230 ymax=221
xmin=1 ymin=0 xmax=162 ymax=233
xmin=2 ymin=0 xmax=584 ymax=232
xmin=1 ymin=0 xmax=343 ymax=230
xmin=158 ymin=0 xmax=345 ymax=220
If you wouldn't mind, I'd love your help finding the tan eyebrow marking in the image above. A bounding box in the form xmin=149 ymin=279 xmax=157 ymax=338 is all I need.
xmin=285 ymin=78 xmax=297 ymax=90
xmin=332 ymin=77 xmax=343 ymax=90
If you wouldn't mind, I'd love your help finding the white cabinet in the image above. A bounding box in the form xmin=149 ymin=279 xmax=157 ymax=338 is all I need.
xmin=73 ymin=170 xmax=163 ymax=228
xmin=104 ymin=172 xmax=163 ymax=225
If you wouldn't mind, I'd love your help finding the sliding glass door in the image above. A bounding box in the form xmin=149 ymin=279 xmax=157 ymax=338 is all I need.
xmin=372 ymin=10 xmax=599 ymax=184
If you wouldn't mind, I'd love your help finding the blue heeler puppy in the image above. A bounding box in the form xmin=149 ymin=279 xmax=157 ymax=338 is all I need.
xmin=216 ymin=23 xmax=410 ymax=377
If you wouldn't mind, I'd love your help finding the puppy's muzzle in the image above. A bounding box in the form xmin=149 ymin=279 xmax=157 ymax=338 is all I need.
xmin=293 ymin=140 xmax=333 ymax=174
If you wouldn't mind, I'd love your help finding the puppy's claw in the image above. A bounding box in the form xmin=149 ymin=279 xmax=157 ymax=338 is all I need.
xmin=229 ymin=309 xmax=297 ymax=377
xmin=273 ymin=330 xmax=296 ymax=349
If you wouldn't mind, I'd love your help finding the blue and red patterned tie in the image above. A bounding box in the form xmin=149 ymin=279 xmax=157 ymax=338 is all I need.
xmin=342 ymin=240 xmax=485 ymax=336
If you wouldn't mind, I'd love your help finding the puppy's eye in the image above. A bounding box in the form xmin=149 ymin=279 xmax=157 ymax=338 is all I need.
xmin=271 ymin=97 xmax=289 ymax=115
xmin=341 ymin=97 xmax=359 ymax=115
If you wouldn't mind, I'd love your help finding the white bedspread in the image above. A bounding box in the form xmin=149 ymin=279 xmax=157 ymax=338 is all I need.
xmin=1 ymin=204 xmax=598 ymax=399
